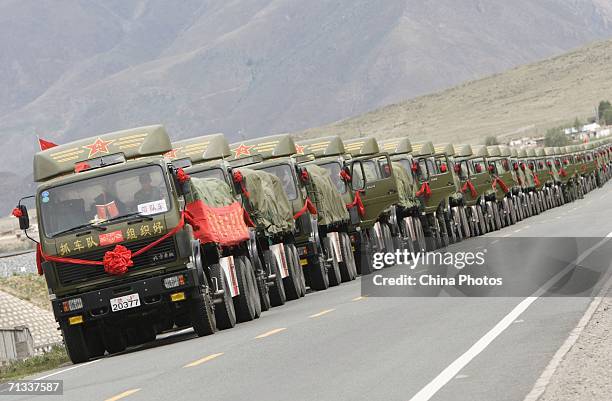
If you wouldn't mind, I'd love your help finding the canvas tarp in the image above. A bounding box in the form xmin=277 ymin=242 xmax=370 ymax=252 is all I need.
xmin=236 ymin=168 xmax=295 ymax=235
xmin=304 ymin=164 xmax=349 ymax=226
xmin=391 ymin=162 xmax=419 ymax=209
xmin=184 ymin=177 xmax=250 ymax=246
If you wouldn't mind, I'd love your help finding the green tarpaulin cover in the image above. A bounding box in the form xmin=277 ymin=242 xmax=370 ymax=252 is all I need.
xmin=391 ymin=162 xmax=419 ymax=209
xmin=237 ymin=168 xmax=295 ymax=235
xmin=185 ymin=177 xmax=235 ymax=206
xmin=303 ymin=164 xmax=349 ymax=225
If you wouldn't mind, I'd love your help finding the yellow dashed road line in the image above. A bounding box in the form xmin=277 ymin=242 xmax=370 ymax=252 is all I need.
xmin=255 ymin=327 xmax=287 ymax=339
xmin=104 ymin=388 xmax=141 ymax=401
xmin=183 ymin=352 xmax=224 ymax=368
xmin=309 ymin=308 xmax=335 ymax=318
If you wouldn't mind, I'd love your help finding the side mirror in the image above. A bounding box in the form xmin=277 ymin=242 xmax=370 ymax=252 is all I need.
xmin=13 ymin=205 xmax=30 ymax=230
xmin=351 ymin=161 xmax=366 ymax=190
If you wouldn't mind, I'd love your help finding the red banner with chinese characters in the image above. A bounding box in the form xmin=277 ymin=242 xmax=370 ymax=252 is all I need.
xmin=186 ymin=200 xmax=250 ymax=246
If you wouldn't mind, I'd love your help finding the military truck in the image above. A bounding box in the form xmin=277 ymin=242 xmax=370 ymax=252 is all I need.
xmin=486 ymin=145 xmax=517 ymax=226
xmin=296 ymin=136 xmax=398 ymax=275
xmin=542 ymin=147 xmax=564 ymax=207
xmin=341 ymin=137 xmax=403 ymax=262
xmin=507 ymin=147 xmax=529 ymax=220
xmin=229 ymin=134 xmax=340 ymax=291
xmin=379 ymin=137 xmax=428 ymax=252
xmin=169 ymin=134 xmax=287 ymax=311
xmin=14 ymin=125 xmax=236 ymax=363
xmin=516 ymin=148 xmax=540 ymax=216
xmin=453 ymin=144 xmax=498 ymax=235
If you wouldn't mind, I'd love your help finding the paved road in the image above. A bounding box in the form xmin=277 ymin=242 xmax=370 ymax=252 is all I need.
xmin=8 ymin=184 xmax=612 ymax=401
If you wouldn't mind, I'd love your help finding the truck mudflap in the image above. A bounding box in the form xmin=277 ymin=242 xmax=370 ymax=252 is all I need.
xmin=51 ymin=268 xmax=201 ymax=323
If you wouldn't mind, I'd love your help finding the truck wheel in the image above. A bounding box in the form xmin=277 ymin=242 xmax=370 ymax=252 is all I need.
xmin=190 ymin=288 xmax=216 ymax=337
xmin=308 ymin=253 xmax=330 ymax=291
xmin=61 ymin=324 xmax=90 ymax=363
xmin=476 ymin=205 xmax=487 ymax=235
xmin=288 ymin=244 xmax=306 ymax=297
xmin=381 ymin=223 xmax=396 ymax=258
xmin=103 ymin=328 xmax=127 ymax=355
xmin=252 ymin=254 xmax=271 ymax=312
xmin=268 ymin=256 xmax=287 ymax=307
xmin=414 ymin=217 xmax=427 ymax=251
xmin=339 ymin=232 xmax=357 ymax=281
xmin=283 ymin=244 xmax=301 ymax=300
xmin=233 ymin=256 xmax=258 ymax=323
xmin=210 ymin=264 xmax=237 ymax=330
xmin=323 ymin=237 xmax=342 ymax=286
xmin=245 ymin=257 xmax=263 ymax=317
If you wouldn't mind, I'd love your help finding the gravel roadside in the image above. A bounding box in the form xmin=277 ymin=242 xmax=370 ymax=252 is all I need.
xmin=538 ymin=287 xmax=612 ymax=401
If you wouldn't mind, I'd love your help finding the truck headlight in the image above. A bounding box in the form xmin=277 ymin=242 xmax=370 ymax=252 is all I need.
xmin=163 ymin=274 xmax=186 ymax=289
xmin=62 ymin=298 xmax=83 ymax=312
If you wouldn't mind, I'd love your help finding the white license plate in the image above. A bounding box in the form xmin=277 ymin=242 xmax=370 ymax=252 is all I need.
xmin=110 ymin=293 xmax=141 ymax=312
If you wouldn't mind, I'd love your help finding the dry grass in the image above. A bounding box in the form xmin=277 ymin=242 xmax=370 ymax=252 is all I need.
xmin=297 ymin=40 xmax=612 ymax=144
xmin=0 ymin=274 xmax=50 ymax=311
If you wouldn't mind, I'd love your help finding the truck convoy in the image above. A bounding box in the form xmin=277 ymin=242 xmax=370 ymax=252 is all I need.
xmin=13 ymin=125 xmax=611 ymax=364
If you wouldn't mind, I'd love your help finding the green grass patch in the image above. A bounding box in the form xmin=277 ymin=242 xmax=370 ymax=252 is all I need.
xmin=0 ymin=345 xmax=69 ymax=382
xmin=0 ymin=273 xmax=50 ymax=310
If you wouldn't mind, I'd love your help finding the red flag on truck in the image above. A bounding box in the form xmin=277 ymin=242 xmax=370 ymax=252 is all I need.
xmin=38 ymin=137 xmax=58 ymax=150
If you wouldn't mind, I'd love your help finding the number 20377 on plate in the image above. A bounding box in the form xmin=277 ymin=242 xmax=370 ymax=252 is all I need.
xmin=110 ymin=293 xmax=141 ymax=312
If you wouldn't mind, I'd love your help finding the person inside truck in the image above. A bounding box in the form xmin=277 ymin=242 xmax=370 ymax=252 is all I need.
xmin=134 ymin=172 xmax=162 ymax=205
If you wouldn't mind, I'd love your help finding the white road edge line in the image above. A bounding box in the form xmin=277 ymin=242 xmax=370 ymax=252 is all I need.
xmin=36 ymin=359 xmax=100 ymax=380
xmin=408 ymin=233 xmax=612 ymax=401
xmin=523 ymin=271 xmax=612 ymax=401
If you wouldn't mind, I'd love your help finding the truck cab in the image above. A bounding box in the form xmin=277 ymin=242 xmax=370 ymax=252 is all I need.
xmin=17 ymin=125 xmax=216 ymax=363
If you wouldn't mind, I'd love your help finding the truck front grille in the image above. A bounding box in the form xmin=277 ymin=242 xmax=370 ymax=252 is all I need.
xmin=56 ymin=236 xmax=177 ymax=286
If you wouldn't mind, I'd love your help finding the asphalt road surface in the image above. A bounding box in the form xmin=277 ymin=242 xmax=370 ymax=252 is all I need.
xmin=8 ymin=183 xmax=612 ymax=401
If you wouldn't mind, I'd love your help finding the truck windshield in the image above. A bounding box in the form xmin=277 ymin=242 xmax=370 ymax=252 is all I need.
xmin=318 ymin=162 xmax=346 ymax=194
xmin=191 ymin=167 xmax=225 ymax=182
xmin=260 ymin=164 xmax=298 ymax=200
xmin=40 ymin=165 xmax=171 ymax=238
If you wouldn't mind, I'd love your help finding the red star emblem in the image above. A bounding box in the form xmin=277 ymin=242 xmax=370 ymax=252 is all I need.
xmin=83 ymin=137 xmax=114 ymax=158
xmin=233 ymin=143 xmax=253 ymax=158
xmin=295 ymin=144 xmax=305 ymax=155
xmin=163 ymin=148 xmax=180 ymax=159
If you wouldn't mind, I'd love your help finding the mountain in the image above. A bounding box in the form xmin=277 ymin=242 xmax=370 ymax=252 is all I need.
xmin=1 ymin=0 xmax=612 ymax=176
xmin=297 ymin=39 xmax=612 ymax=143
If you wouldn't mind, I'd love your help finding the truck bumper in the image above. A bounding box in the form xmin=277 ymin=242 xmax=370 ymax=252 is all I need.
xmin=52 ymin=269 xmax=201 ymax=325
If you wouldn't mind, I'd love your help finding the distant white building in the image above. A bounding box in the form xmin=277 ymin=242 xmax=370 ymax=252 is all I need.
xmin=582 ymin=123 xmax=600 ymax=133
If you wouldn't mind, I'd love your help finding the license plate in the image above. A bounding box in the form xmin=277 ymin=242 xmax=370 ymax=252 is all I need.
xmin=110 ymin=293 xmax=141 ymax=312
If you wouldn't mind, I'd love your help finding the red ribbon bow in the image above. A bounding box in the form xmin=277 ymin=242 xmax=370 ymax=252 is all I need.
xmin=293 ymin=197 xmax=318 ymax=220
xmin=36 ymin=212 xmax=187 ymax=276
xmin=339 ymin=169 xmax=351 ymax=182
xmin=492 ymin=177 xmax=509 ymax=193
xmin=176 ymin=168 xmax=190 ymax=184
xmin=12 ymin=207 xmax=23 ymax=218
xmin=416 ymin=182 xmax=432 ymax=198
xmin=534 ymin=174 xmax=541 ymax=186
xmin=461 ymin=180 xmax=478 ymax=198
xmin=346 ymin=190 xmax=366 ymax=217
xmin=232 ymin=170 xmax=250 ymax=198
xmin=559 ymin=168 xmax=567 ymax=177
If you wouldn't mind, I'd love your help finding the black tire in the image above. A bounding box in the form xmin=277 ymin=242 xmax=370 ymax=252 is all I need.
xmin=308 ymin=251 xmax=330 ymax=291
xmin=253 ymin=255 xmax=271 ymax=312
xmin=62 ymin=324 xmax=90 ymax=363
xmin=283 ymin=244 xmax=301 ymax=300
xmin=245 ymin=257 xmax=263 ymax=317
xmin=288 ymin=244 xmax=306 ymax=297
xmin=190 ymin=288 xmax=216 ymax=337
xmin=339 ymin=232 xmax=357 ymax=281
xmin=267 ymin=255 xmax=287 ymax=307
xmin=233 ymin=256 xmax=258 ymax=323
xmin=422 ymin=215 xmax=438 ymax=251
xmin=210 ymin=263 xmax=237 ymax=330
xmin=324 ymin=237 xmax=342 ymax=286
xmin=476 ymin=205 xmax=487 ymax=235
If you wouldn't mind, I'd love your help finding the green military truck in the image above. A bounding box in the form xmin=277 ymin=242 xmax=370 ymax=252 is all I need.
xmin=379 ymin=137 xmax=428 ymax=253
xmin=14 ymin=126 xmax=233 ymax=363
xmin=341 ymin=137 xmax=402 ymax=265
xmin=486 ymin=145 xmax=517 ymax=226
xmin=454 ymin=144 xmax=504 ymax=234
xmin=509 ymin=148 xmax=533 ymax=219
xmin=229 ymin=134 xmax=341 ymax=291
xmin=169 ymin=133 xmax=289 ymax=311
xmin=542 ymin=147 xmax=565 ymax=208
xmin=296 ymin=136 xmax=399 ymax=274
